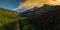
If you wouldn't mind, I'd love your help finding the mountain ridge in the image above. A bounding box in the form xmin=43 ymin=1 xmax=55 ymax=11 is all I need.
xmin=19 ymin=4 xmax=60 ymax=17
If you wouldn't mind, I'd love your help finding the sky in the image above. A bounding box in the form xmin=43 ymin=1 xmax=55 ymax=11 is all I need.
xmin=0 ymin=0 xmax=25 ymax=10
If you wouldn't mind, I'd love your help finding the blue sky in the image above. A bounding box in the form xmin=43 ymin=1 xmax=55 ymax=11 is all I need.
xmin=0 ymin=0 xmax=25 ymax=10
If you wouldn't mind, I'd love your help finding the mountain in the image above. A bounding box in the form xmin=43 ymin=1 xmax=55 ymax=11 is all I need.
xmin=19 ymin=4 xmax=60 ymax=30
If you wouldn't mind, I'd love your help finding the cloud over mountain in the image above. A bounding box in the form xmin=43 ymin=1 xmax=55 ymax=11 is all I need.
xmin=13 ymin=0 xmax=60 ymax=12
